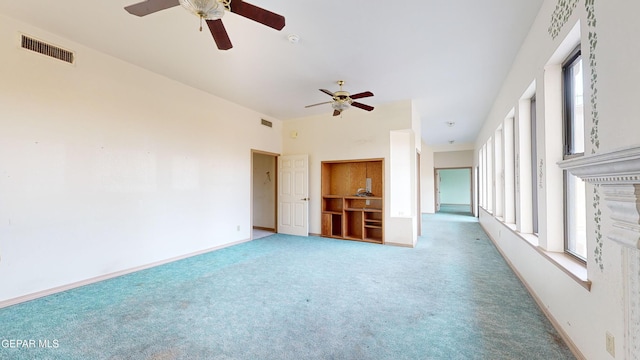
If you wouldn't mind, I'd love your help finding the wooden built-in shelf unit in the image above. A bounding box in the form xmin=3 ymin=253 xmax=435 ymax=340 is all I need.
xmin=321 ymin=159 xmax=384 ymax=244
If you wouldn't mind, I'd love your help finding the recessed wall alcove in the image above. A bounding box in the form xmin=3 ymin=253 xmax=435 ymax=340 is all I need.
xmin=559 ymin=146 xmax=640 ymax=359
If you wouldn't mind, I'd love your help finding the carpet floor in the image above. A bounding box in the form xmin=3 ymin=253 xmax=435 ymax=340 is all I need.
xmin=0 ymin=212 xmax=575 ymax=359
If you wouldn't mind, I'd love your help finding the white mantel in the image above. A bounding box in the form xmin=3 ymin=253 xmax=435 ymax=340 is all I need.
xmin=559 ymin=145 xmax=640 ymax=360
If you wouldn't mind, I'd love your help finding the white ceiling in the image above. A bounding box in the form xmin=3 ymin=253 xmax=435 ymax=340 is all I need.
xmin=0 ymin=0 xmax=544 ymax=146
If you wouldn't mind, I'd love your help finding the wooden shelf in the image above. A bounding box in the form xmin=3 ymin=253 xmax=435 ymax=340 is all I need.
xmin=320 ymin=159 xmax=384 ymax=244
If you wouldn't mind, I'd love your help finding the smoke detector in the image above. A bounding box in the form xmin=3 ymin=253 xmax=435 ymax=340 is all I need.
xmin=288 ymin=34 xmax=300 ymax=44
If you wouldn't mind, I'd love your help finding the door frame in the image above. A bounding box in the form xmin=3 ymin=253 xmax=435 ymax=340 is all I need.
xmin=434 ymin=167 xmax=473 ymax=212
xmin=251 ymin=149 xmax=279 ymax=238
xmin=416 ymin=150 xmax=422 ymax=236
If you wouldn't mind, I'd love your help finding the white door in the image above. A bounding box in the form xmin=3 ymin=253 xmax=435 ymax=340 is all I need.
xmin=277 ymin=154 xmax=309 ymax=236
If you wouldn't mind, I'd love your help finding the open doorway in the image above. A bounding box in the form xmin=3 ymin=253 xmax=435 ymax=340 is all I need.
xmin=252 ymin=150 xmax=278 ymax=239
xmin=435 ymin=168 xmax=473 ymax=216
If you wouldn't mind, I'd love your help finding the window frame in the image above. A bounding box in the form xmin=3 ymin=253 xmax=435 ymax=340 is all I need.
xmin=562 ymin=45 xmax=584 ymax=159
xmin=561 ymin=44 xmax=587 ymax=262
xmin=530 ymin=95 xmax=539 ymax=234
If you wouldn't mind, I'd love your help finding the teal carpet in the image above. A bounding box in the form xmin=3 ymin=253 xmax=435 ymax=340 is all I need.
xmin=0 ymin=212 xmax=575 ymax=359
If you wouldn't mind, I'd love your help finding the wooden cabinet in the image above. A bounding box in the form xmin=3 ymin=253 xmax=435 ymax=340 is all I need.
xmin=321 ymin=159 xmax=384 ymax=244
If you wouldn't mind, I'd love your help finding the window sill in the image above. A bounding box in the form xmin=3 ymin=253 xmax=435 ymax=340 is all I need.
xmin=482 ymin=208 xmax=591 ymax=291
xmin=540 ymin=250 xmax=589 ymax=289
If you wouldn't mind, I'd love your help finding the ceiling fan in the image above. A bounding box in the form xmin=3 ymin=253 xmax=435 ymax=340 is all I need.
xmin=305 ymin=81 xmax=375 ymax=117
xmin=124 ymin=0 xmax=285 ymax=50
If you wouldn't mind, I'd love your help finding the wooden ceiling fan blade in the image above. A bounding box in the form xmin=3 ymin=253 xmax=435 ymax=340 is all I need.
xmin=351 ymin=102 xmax=374 ymax=111
xmin=350 ymin=91 xmax=374 ymax=100
xmin=206 ymin=19 xmax=233 ymax=50
xmin=124 ymin=0 xmax=180 ymax=16
xmin=333 ymin=110 xmax=342 ymax=117
xmin=305 ymin=101 xmax=332 ymax=108
xmin=230 ymin=1 xmax=286 ymax=30
xmin=319 ymin=89 xmax=335 ymax=97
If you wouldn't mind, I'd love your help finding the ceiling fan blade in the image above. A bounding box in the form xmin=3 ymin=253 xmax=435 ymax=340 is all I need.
xmin=124 ymin=0 xmax=180 ymax=16
xmin=333 ymin=110 xmax=342 ymax=117
xmin=230 ymin=1 xmax=286 ymax=30
xmin=351 ymin=102 xmax=374 ymax=112
xmin=206 ymin=19 xmax=233 ymax=50
xmin=319 ymin=89 xmax=335 ymax=97
xmin=350 ymin=91 xmax=374 ymax=100
xmin=305 ymin=101 xmax=332 ymax=108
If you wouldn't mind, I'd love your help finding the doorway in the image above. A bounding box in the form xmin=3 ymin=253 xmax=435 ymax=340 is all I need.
xmin=252 ymin=150 xmax=278 ymax=239
xmin=435 ymin=167 xmax=473 ymax=215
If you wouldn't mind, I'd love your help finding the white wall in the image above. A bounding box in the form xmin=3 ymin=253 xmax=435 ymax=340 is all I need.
xmin=475 ymin=1 xmax=640 ymax=358
xmin=420 ymin=144 xmax=435 ymax=214
xmin=434 ymin=150 xmax=474 ymax=168
xmin=282 ymin=100 xmax=419 ymax=246
xmin=0 ymin=15 xmax=282 ymax=303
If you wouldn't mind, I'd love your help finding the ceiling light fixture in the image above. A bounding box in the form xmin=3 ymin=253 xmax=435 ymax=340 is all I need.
xmin=179 ymin=0 xmax=228 ymax=30
xmin=331 ymin=98 xmax=352 ymax=112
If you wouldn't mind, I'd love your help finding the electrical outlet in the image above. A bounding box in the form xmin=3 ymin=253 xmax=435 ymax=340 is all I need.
xmin=236 ymin=225 xmax=240 ymax=231
xmin=606 ymin=332 xmax=615 ymax=357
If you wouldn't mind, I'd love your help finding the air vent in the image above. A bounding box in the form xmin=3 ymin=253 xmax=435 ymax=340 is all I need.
xmin=261 ymin=119 xmax=273 ymax=128
xmin=21 ymin=35 xmax=74 ymax=64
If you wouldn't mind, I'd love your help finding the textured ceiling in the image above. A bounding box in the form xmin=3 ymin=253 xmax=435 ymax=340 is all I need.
xmin=0 ymin=0 xmax=544 ymax=146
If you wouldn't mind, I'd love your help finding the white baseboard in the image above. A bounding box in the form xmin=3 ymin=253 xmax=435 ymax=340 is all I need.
xmin=384 ymin=241 xmax=415 ymax=248
xmin=0 ymin=238 xmax=251 ymax=309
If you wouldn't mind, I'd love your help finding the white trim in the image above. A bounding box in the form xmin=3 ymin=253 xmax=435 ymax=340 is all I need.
xmin=0 ymin=238 xmax=252 ymax=309
xmin=384 ymin=241 xmax=415 ymax=248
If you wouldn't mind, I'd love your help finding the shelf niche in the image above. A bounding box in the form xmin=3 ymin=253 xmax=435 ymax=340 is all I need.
xmin=321 ymin=159 xmax=384 ymax=244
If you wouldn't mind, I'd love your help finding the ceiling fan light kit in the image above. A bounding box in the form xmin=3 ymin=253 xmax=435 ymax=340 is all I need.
xmin=124 ymin=0 xmax=285 ymax=50
xmin=305 ymin=80 xmax=375 ymax=117
xmin=179 ymin=0 xmax=226 ymax=20
xmin=332 ymin=100 xmax=351 ymax=111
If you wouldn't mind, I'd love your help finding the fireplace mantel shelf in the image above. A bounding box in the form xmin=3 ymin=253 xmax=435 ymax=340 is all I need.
xmin=558 ymin=146 xmax=640 ymax=185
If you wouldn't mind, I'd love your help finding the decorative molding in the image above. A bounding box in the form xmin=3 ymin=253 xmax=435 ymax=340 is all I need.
xmin=598 ymin=184 xmax=640 ymax=250
xmin=558 ymin=146 xmax=640 ymax=250
xmin=548 ymin=0 xmax=580 ymax=39
xmin=557 ymin=146 xmax=640 ymax=185
xmin=560 ymin=145 xmax=640 ymax=359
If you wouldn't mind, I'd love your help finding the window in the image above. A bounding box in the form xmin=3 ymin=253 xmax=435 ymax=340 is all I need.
xmin=479 ymin=146 xmax=485 ymax=208
xmin=562 ymin=45 xmax=587 ymax=261
xmin=486 ymin=138 xmax=493 ymax=213
xmin=563 ymin=47 xmax=585 ymax=156
xmin=494 ymin=129 xmax=504 ymax=218
xmin=503 ymin=117 xmax=516 ymax=224
xmin=530 ymin=95 xmax=539 ymax=234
